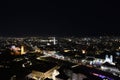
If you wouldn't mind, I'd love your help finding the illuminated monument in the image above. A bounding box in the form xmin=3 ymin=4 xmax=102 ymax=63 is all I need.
xmin=10 ymin=45 xmax=26 ymax=55
xmin=104 ymin=55 xmax=115 ymax=65
xmin=105 ymin=55 xmax=113 ymax=63
xmin=21 ymin=46 xmax=25 ymax=55
xmin=53 ymin=37 xmax=56 ymax=45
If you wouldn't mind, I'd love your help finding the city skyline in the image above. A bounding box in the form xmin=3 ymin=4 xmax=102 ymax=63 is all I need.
xmin=1 ymin=1 xmax=120 ymax=79
xmin=0 ymin=36 xmax=120 ymax=79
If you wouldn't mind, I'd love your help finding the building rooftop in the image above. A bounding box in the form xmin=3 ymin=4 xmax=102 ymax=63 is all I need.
xmin=102 ymin=62 xmax=117 ymax=68
xmin=32 ymin=60 xmax=57 ymax=72
xmin=44 ymin=78 xmax=53 ymax=80
xmin=56 ymin=73 xmax=69 ymax=80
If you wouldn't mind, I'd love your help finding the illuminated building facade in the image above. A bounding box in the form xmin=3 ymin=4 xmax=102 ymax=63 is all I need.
xmin=26 ymin=66 xmax=59 ymax=80
xmin=104 ymin=55 xmax=115 ymax=65
xmin=21 ymin=46 xmax=24 ymax=54
xmin=53 ymin=37 xmax=56 ymax=45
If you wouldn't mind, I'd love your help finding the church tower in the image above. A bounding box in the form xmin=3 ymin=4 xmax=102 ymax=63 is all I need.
xmin=21 ymin=46 xmax=25 ymax=55
xmin=53 ymin=37 xmax=56 ymax=45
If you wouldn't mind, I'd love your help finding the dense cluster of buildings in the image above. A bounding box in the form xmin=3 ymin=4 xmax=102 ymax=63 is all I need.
xmin=0 ymin=36 xmax=120 ymax=80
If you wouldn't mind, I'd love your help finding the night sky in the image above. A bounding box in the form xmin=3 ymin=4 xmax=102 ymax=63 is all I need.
xmin=0 ymin=1 xmax=120 ymax=36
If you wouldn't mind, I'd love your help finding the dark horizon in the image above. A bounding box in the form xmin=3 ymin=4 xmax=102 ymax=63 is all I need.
xmin=1 ymin=32 xmax=120 ymax=38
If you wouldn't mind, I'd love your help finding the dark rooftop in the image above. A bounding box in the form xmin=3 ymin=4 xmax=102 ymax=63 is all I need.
xmin=102 ymin=62 xmax=117 ymax=68
xmin=56 ymin=73 xmax=69 ymax=80
xmin=32 ymin=60 xmax=57 ymax=72
xmin=44 ymin=78 xmax=53 ymax=80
